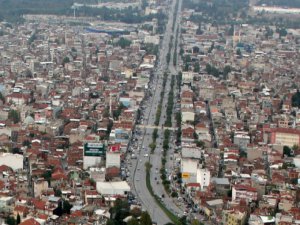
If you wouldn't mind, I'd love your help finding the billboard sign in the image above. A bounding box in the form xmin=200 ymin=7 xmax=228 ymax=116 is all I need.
xmin=84 ymin=142 xmax=106 ymax=157
xmin=182 ymin=172 xmax=190 ymax=179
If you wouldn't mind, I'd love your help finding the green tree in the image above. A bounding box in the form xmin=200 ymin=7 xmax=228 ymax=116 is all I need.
xmin=109 ymin=199 xmax=130 ymax=224
xmin=142 ymin=43 xmax=159 ymax=56
xmin=239 ymin=151 xmax=247 ymax=158
xmin=179 ymin=216 xmax=188 ymax=225
xmin=205 ymin=63 xmax=212 ymax=74
xmin=145 ymin=162 xmax=152 ymax=171
xmin=113 ymin=103 xmax=126 ymax=120
xmin=193 ymin=46 xmax=200 ymax=54
xmin=141 ymin=0 xmax=148 ymax=10
xmin=223 ymin=65 xmax=231 ymax=79
xmin=292 ymin=144 xmax=298 ymax=152
xmin=22 ymin=140 xmax=31 ymax=147
xmin=179 ymin=48 xmax=184 ymax=56
xmin=62 ymin=200 xmax=72 ymax=214
xmin=140 ymin=211 xmax=152 ymax=225
xmin=265 ymin=26 xmax=273 ymax=38
xmin=196 ymin=22 xmax=203 ymax=35
xmin=53 ymin=200 xmax=72 ymax=216
xmin=8 ymin=109 xmax=20 ymax=124
xmin=282 ymin=162 xmax=295 ymax=169
xmin=291 ymin=90 xmax=300 ymax=107
xmin=42 ymin=170 xmax=52 ymax=186
xmin=5 ymin=216 xmax=16 ymax=225
xmin=184 ymin=55 xmax=191 ymax=63
xmin=184 ymin=63 xmax=189 ymax=71
xmin=193 ymin=62 xmax=200 ymax=72
xmin=12 ymin=147 xmax=21 ymax=154
xmin=128 ymin=218 xmax=139 ymax=225
xmin=195 ymin=140 xmax=205 ymax=148
xmin=130 ymin=207 xmax=142 ymax=218
xmin=16 ymin=214 xmax=21 ymax=225
xmin=28 ymin=33 xmax=37 ymax=45
xmin=171 ymin=191 xmax=178 ymax=198
xmin=236 ymin=48 xmax=242 ymax=56
xmin=206 ymin=64 xmax=220 ymax=77
xmin=227 ymin=189 xmax=232 ymax=197
xmin=290 ymin=178 xmax=298 ymax=184
xmin=228 ymin=24 xmax=234 ymax=36
xmin=149 ymin=143 xmax=156 ymax=153
xmin=62 ymin=56 xmax=70 ymax=65
xmin=54 ymin=189 xmax=62 ymax=197
xmin=117 ymin=37 xmax=131 ymax=49
xmin=208 ymin=42 xmax=214 ymax=53
xmin=106 ymin=219 xmax=116 ymax=225
xmin=0 ymin=92 xmax=5 ymax=103
xmin=283 ymin=146 xmax=292 ymax=157
xmin=191 ymin=219 xmax=201 ymax=225
xmin=276 ymin=27 xmax=287 ymax=37
xmin=152 ymin=128 xmax=158 ymax=141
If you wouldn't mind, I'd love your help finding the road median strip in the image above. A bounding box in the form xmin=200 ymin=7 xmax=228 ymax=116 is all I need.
xmin=145 ymin=162 xmax=182 ymax=225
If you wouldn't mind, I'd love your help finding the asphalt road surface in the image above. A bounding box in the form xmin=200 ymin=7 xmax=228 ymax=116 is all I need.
xmin=128 ymin=0 xmax=184 ymax=224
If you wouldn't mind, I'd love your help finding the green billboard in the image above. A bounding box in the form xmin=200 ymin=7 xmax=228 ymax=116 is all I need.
xmin=84 ymin=142 xmax=106 ymax=157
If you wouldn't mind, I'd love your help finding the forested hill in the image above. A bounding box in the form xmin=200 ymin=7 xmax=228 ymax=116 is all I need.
xmin=0 ymin=0 xmax=166 ymax=26
xmin=0 ymin=0 xmax=75 ymax=22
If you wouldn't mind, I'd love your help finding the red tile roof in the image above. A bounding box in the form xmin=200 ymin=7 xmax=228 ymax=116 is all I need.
xmin=19 ymin=218 xmax=40 ymax=225
xmin=71 ymin=210 xmax=83 ymax=218
xmin=14 ymin=205 xmax=29 ymax=214
xmin=234 ymin=184 xmax=256 ymax=192
xmin=187 ymin=183 xmax=200 ymax=187
xmin=0 ymin=165 xmax=13 ymax=172
xmin=32 ymin=199 xmax=46 ymax=210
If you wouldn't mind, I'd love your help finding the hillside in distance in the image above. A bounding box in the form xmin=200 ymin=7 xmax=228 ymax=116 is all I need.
xmin=0 ymin=0 xmax=73 ymax=22
xmin=0 ymin=0 xmax=99 ymax=22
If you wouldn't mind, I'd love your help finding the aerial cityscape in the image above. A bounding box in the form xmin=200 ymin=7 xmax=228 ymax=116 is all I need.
xmin=0 ymin=0 xmax=299 ymax=224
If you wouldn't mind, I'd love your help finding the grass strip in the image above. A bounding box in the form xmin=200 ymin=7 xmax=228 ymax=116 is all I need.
xmin=145 ymin=163 xmax=182 ymax=225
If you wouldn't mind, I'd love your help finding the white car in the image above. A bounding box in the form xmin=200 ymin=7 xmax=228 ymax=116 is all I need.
xmin=144 ymin=154 xmax=149 ymax=157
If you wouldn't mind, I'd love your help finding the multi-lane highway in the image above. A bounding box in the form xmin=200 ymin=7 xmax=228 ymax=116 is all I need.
xmin=147 ymin=0 xmax=185 ymax=218
xmin=127 ymin=0 xmax=185 ymax=224
xmin=126 ymin=0 xmax=184 ymax=224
